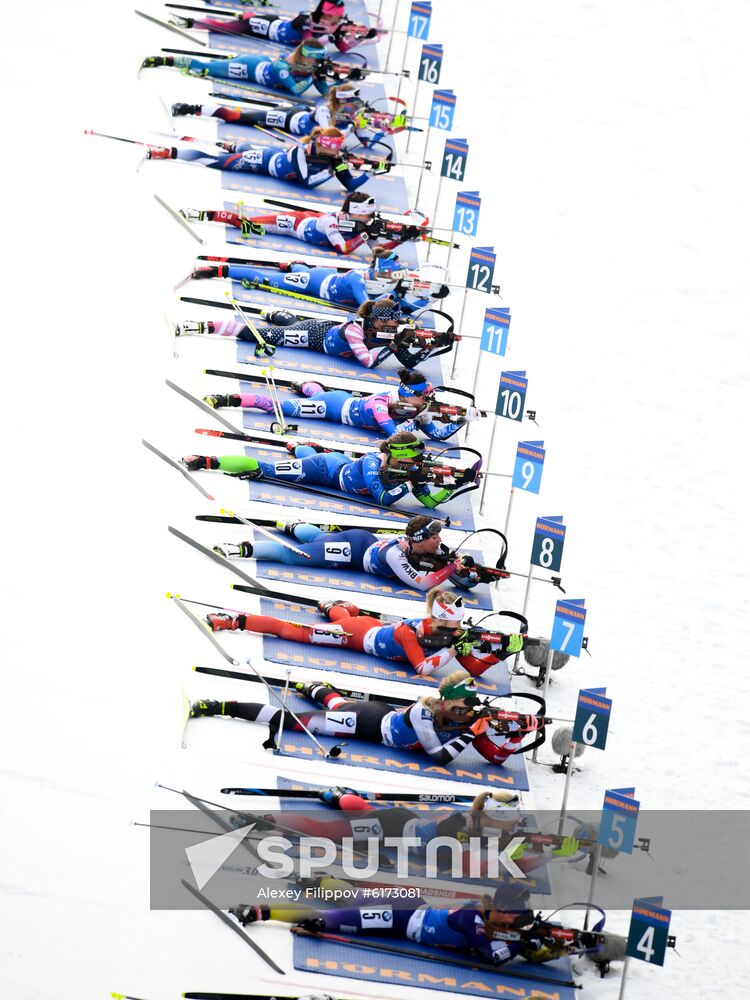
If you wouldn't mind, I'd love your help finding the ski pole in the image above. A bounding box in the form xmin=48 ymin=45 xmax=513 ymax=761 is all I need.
xmin=225 ymin=292 xmax=275 ymax=357
xmin=219 ymin=507 xmax=312 ymax=560
xmin=241 ymin=658 xmax=344 ymax=759
xmin=154 ymin=192 xmax=205 ymax=245
xmin=263 ymin=366 xmax=286 ymax=432
xmin=135 ymin=8 xmax=207 ymax=46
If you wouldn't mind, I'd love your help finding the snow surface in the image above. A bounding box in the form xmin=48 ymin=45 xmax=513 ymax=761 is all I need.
xmin=2 ymin=0 xmax=749 ymax=997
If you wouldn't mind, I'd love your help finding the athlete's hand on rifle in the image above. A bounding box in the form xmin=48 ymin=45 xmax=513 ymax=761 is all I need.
xmin=469 ymin=716 xmax=490 ymax=736
xmin=551 ymin=835 xmax=580 ymax=858
xmin=321 ymin=59 xmax=365 ymax=82
xmin=365 ymin=216 xmax=388 ymax=239
xmin=506 ymin=633 xmax=525 ymax=653
xmin=454 ymin=637 xmax=480 ymax=657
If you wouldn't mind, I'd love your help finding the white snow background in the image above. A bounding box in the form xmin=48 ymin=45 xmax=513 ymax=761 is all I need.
xmin=1 ymin=1 xmax=749 ymax=997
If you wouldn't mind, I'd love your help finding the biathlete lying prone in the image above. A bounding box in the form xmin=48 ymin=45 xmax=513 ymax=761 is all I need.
xmin=169 ymin=1 xmax=381 ymax=54
xmin=185 ymin=247 xmax=447 ymax=312
xmin=203 ymin=367 xmax=480 ymax=441
xmin=181 ymin=431 xmax=479 ymax=510
xmin=190 ymin=669 xmax=533 ymax=762
xmin=211 ymin=515 xmax=489 ymax=593
xmin=196 ymin=587 xmax=526 ymax=678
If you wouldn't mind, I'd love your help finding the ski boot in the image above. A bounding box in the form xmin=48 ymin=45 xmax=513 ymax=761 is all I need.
xmin=141 ymin=55 xmax=174 ymax=70
xmin=174 ymin=320 xmax=211 ymax=337
xmin=260 ymin=308 xmax=297 ymax=327
xmin=190 ymin=699 xmax=229 ymax=718
xmin=191 ymin=264 xmax=229 ymax=280
xmin=275 ymin=520 xmax=302 ymax=538
xmin=293 ymin=680 xmax=322 ymax=699
xmin=181 ymin=455 xmax=219 ymax=471
xmin=211 ymin=541 xmax=253 ymax=559
xmin=317 ymin=600 xmax=360 ymax=619
xmin=202 ymin=393 xmax=241 ymax=409
xmin=287 ymin=440 xmax=328 ymax=455
xmin=172 ymin=102 xmax=202 ymax=117
xmin=230 ymin=904 xmax=271 ymax=926
xmin=179 ymin=207 xmax=206 ymax=223
xmin=295 ymin=916 xmax=326 ymax=932
xmin=206 ymin=613 xmax=246 ymax=632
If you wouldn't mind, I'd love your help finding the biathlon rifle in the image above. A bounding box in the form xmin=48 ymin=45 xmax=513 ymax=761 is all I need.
xmin=368 ymin=214 xmax=460 ymax=250
xmin=421 ymin=608 xmax=536 ymax=657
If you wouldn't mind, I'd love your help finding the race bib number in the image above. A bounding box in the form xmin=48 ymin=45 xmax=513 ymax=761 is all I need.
xmin=360 ymin=908 xmax=393 ymax=928
xmin=282 ymin=330 xmax=309 ymax=347
xmin=310 ymin=627 xmax=345 ymax=646
xmin=324 ymin=542 xmax=353 ymax=563
xmin=298 ymin=400 xmax=326 ymax=416
xmin=274 ymin=213 xmax=295 ymax=230
xmin=321 ymin=712 xmax=356 ymax=735
xmin=273 ymin=459 xmax=303 ymax=476
xmin=248 ymin=17 xmax=270 ymax=35
xmin=283 ymin=271 xmax=311 ymax=288
xmin=228 ymin=62 xmax=249 ymax=79
xmin=240 ymin=149 xmax=263 ymax=166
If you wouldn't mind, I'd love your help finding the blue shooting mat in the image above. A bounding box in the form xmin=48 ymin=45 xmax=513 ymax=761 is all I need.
xmin=251 ymin=547 xmax=495 ymax=610
xmin=241 ymin=445 xmax=477 ymax=529
xmin=292 ymin=934 xmax=574 ymax=999
xmin=257 ymin=597 xmax=509 ymax=695
xmin=274 ymin=691 xmax=529 ymax=790
xmin=235 ymin=338 xmax=444 ymax=386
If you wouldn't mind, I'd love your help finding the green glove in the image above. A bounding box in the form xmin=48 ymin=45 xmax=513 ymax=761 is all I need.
xmin=506 ymin=633 xmax=524 ymax=654
xmin=510 ymin=841 xmax=528 ymax=861
xmin=416 ymin=486 xmax=453 ymax=509
xmin=552 ymin=835 xmax=579 ymax=858
xmin=455 ymin=639 xmax=477 ymax=657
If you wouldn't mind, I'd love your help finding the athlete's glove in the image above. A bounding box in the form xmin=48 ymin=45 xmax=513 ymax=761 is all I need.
xmin=366 ymin=216 xmax=388 ymax=239
xmin=455 ymin=638 xmax=479 ymax=657
xmin=510 ymin=841 xmax=529 ymax=860
xmin=552 ymin=835 xmax=580 ymax=858
xmin=469 ymin=716 xmax=490 ymax=736
xmin=490 ymin=941 xmax=512 ymax=964
xmin=463 ymin=406 xmax=482 ymax=422
xmin=506 ymin=633 xmax=525 ymax=654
